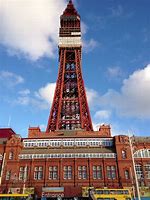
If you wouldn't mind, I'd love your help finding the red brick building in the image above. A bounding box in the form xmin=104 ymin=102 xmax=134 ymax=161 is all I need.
xmin=0 ymin=1 xmax=150 ymax=198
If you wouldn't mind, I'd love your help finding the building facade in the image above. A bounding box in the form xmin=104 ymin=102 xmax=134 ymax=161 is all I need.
xmin=0 ymin=1 xmax=150 ymax=198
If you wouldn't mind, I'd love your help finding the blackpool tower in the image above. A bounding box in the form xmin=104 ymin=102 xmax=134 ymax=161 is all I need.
xmin=46 ymin=0 xmax=93 ymax=132
xmin=1 ymin=1 xmax=149 ymax=198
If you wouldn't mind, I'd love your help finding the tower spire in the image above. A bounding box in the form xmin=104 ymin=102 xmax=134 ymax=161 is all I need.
xmin=62 ymin=0 xmax=79 ymax=17
xmin=46 ymin=1 xmax=93 ymax=132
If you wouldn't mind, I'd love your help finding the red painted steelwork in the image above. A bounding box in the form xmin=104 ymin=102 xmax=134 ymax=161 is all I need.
xmin=46 ymin=1 xmax=93 ymax=132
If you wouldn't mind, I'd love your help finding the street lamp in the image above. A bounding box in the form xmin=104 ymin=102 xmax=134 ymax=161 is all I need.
xmin=128 ymin=133 xmax=141 ymax=200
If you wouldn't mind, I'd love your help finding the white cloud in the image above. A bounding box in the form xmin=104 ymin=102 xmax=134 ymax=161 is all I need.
xmin=15 ymin=82 xmax=97 ymax=112
xmin=36 ymin=82 xmax=56 ymax=105
xmin=18 ymin=89 xmax=30 ymax=96
xmin=86 ymin=87 xmax=99 ymax=109
xmin=13 ymin=65 xmax=150 ymax=120
xmin=81 ymin=16 xmax=98 ymax=53
xmin=16 ymin=93 xmax=48 ymax=109
xmin=0 ymin=0 xmax=98 ymax=60
xmin=92 ymin=122 xmax=101 ymax=131
xmin=39 ymin=124 xmax=46 ymax=131
xmin=83 ymin=38 xmax=99 ymax=53
xmin=16 ymin=82 xmax=56 ymax=110
xmin=86 ymin=64 xmax=150 ymax=119
xmin=93 ymin=110 xmax=111 ymax=132
xmin=101 ymin=64 xmax=150 ymax=118
xmin=81 ymin=22 xmax=88 ymax=35
xmin=94 ymin=110 xmax=111 ymax=120
xmin=107 ymin=66 xmax=122 ymax=78
xmin=0 ymin=70 xmax=24 ymax=86
xmin=17 ymin=89 xmax=31 ymax=105
xmin=0 ymin=0 xmax=66 ymax=60
xmin=16 ymin=95 xmax=30 ymax=106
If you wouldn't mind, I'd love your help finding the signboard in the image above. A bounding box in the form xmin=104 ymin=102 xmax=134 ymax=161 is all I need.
xmin=42 ymin=187 xmax=64 ymax=197
xmin=24 ymin=187 xmax=34 ymax=195
xmin=140 ymin=187 xmax=150 ymax=197
xmin=9 ymin=188 xmax=20 ymax=194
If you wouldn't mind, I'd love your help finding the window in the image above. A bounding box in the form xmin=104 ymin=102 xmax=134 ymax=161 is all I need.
xmin=19 ymin=166 xmax=28 ymax=180
xmin=135 ymin=164 xmax=144 ymax=179
xmin=63 ymin=166 xmax=72 ymax=179
xmin=34 ymin=166 xmax=43 ymax=180
xmin=6 ymin=171 xmax=11 ymax=180
xmin=144 ymin=164 xmax=150 ymax=179
xmin=49 ymin=166 xmax=58 ymax=180
xmin=78 ymin=166 xmax=87 ymax=179
xmin=93 ymin=166 xmax=102 ymax=179
xmin=0 ymin=154 xmax=3 ymax=160
xmin=124 ymin=170 xmax=130 ymax=179
xmin=134 ymin=149 xmax=150 ymax=158
xmin=122 ymin=150 xmax=127 ymax=159
xmin=107 ymin=166 xmax=116 ymax=179
xmin=102 ymin=140 xmax=113 ymax=146
xmin=9 ymin=152 xmax=13 ymax=160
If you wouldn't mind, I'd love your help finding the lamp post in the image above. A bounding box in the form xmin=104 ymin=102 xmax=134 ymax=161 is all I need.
xmin=129 ymin=134 xmax=141 ymax=200
xmin=130 ymin=166 xmax=136 ymax=199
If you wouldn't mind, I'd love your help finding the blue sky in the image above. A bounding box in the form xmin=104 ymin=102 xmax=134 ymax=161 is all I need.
xmin=0 ymin=0 xmax=150 ymax=137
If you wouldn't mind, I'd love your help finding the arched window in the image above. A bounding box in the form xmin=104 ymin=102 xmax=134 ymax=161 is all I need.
xmin=122 ymin=150 xmax=127 ymax=159
xmin=9 ymin=151 xmax=13 ymax=160
xmin=124 ymin=170 xmax=130 ymax=179
xmin=134 ymin=149 xmax=150 ymax=158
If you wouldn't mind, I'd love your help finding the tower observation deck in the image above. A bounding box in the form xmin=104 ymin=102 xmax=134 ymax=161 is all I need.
xmin=46 ymin=0 xmax=93 ymax=132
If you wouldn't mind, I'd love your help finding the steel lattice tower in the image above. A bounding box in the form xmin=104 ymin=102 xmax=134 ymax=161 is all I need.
xmin=46 ymin=0 xmax=93 ymax=132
